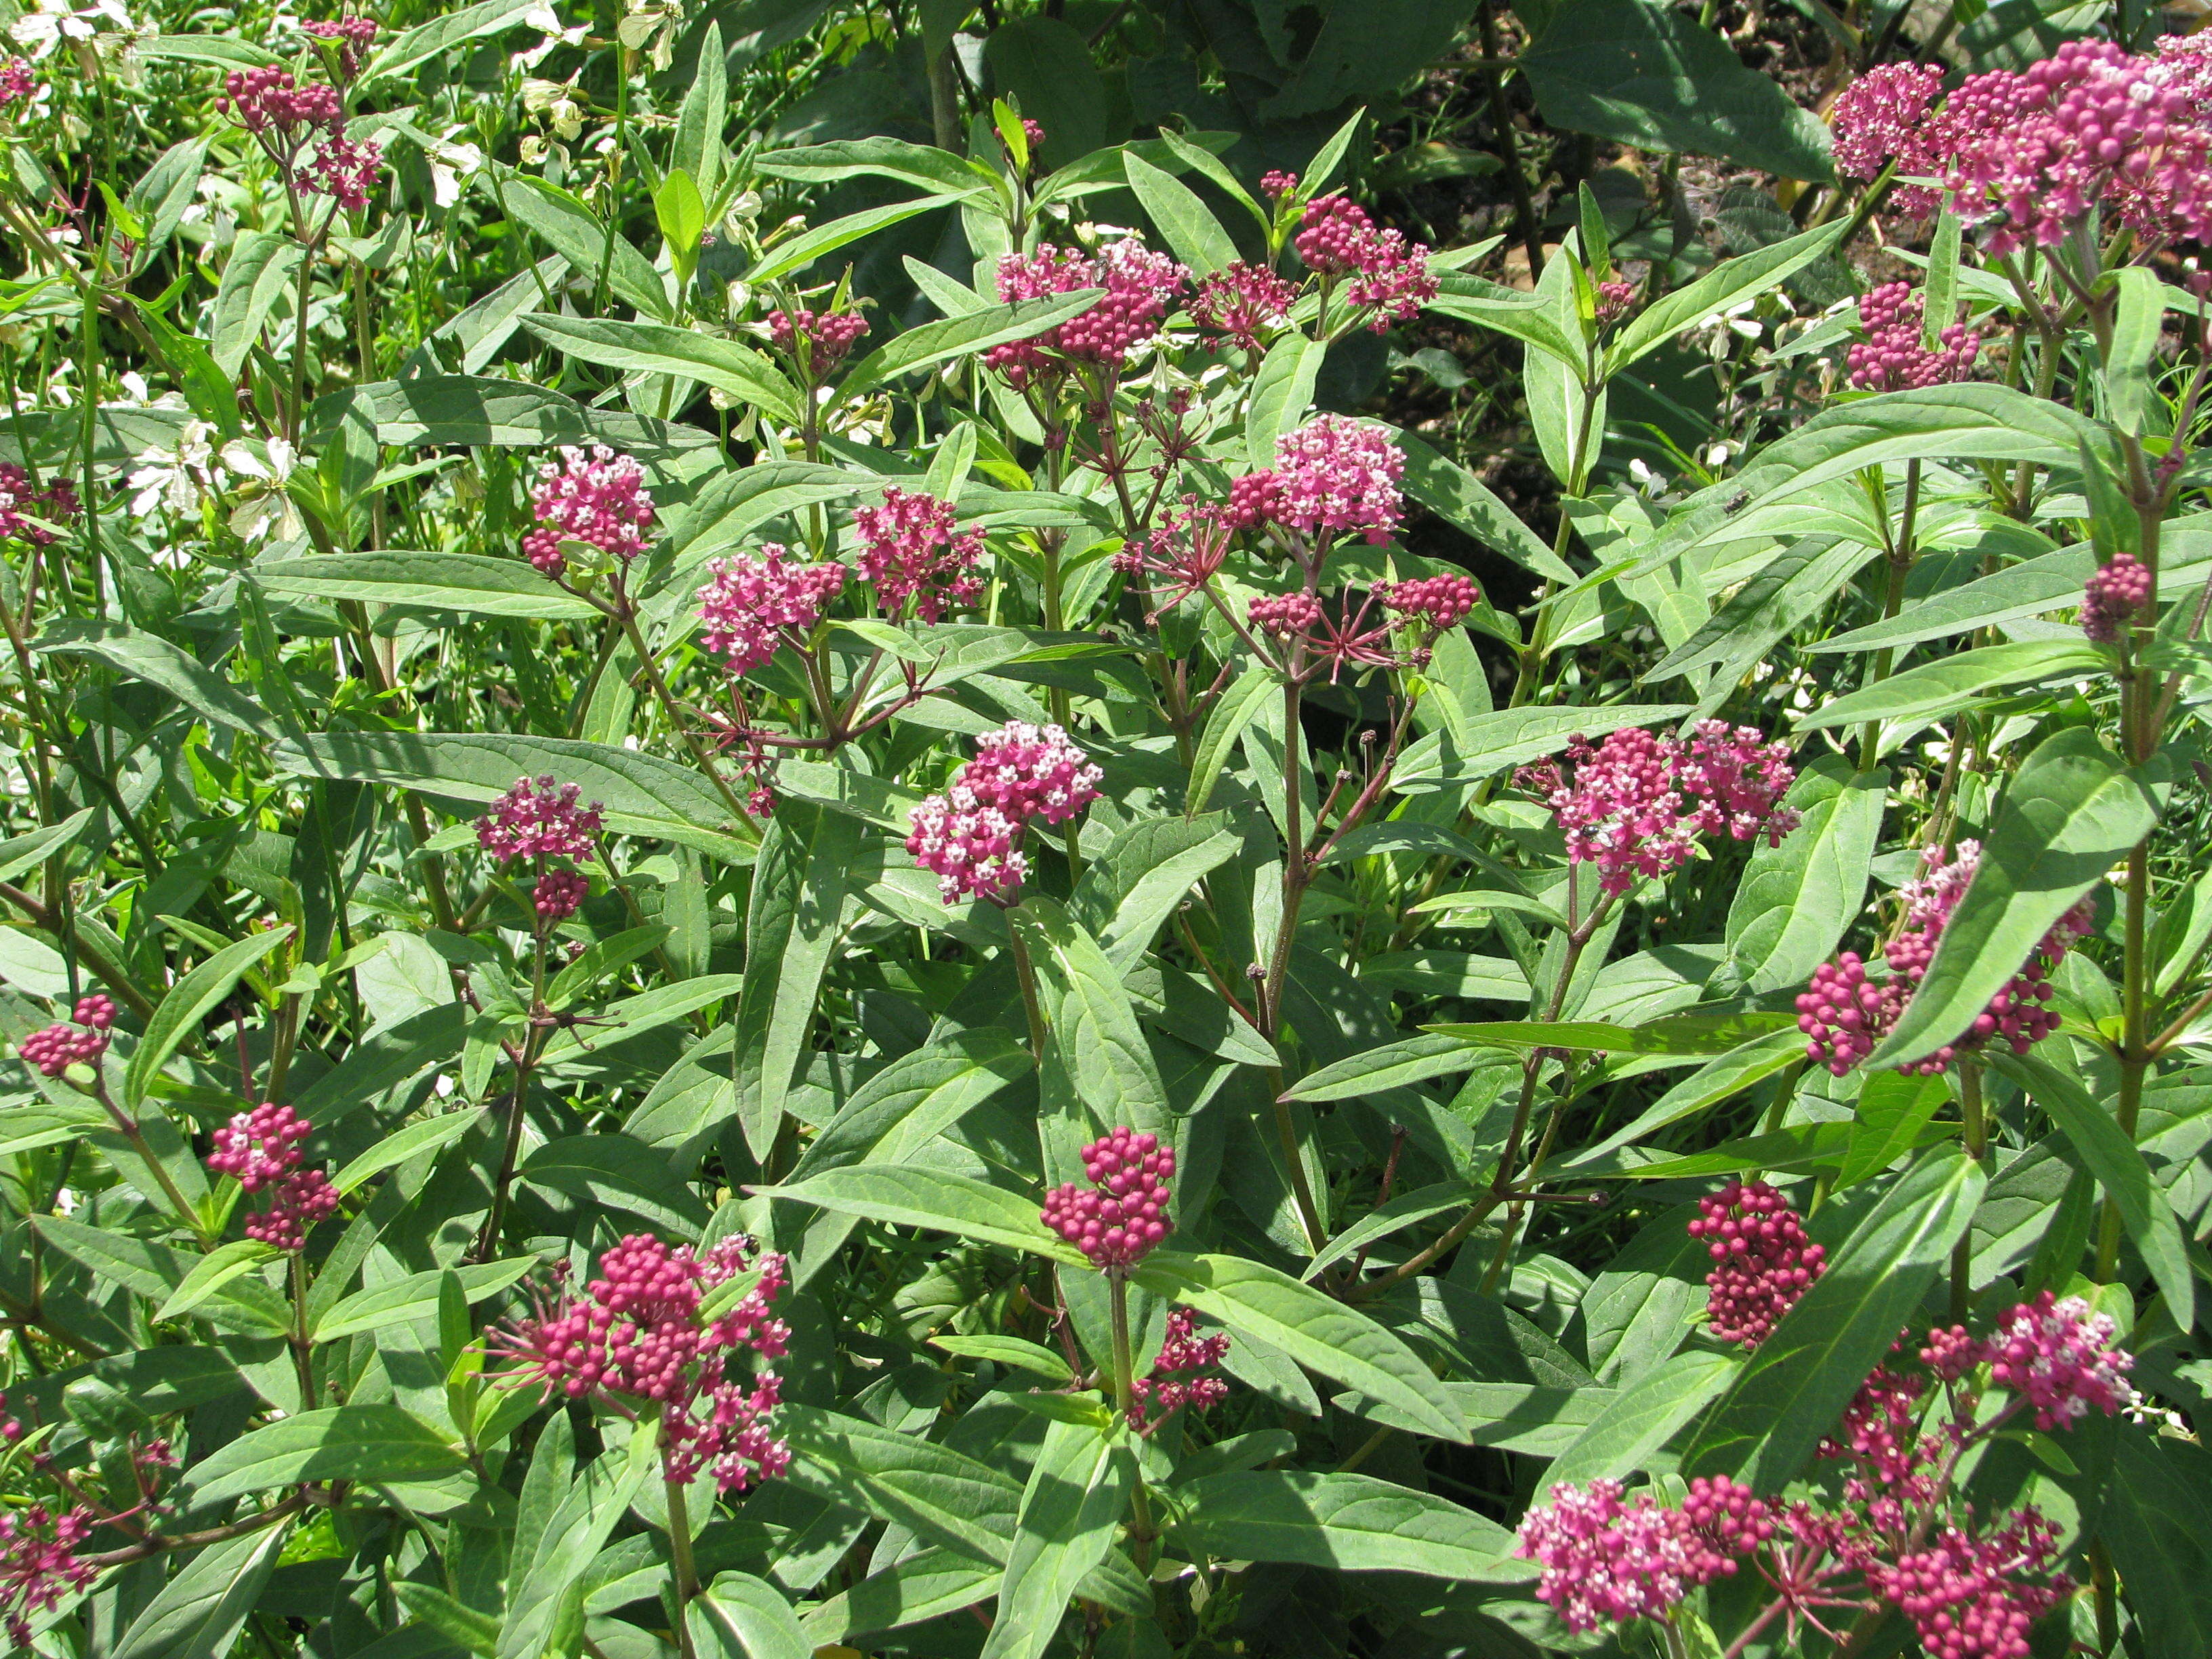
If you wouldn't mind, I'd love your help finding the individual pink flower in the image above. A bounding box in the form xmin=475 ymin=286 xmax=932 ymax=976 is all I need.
xmin=767 ymin=309 xmax=869 ymax=375
xmin=1688 ymin=1179 xmax=1826 ymax=1349
xmin=0 ymin=1504 xmax=94 ymax=1645
xmin=1515 ymin=1477 xmax=1771 ymax=1633
xmin=1040 ymin=1127 xmax=1174 ymax=1270
xmin=1127 ymin=1307 xmax=1229 ymax=1430
xmin=1236 ymin=414 xmax=1405 ymax=546
xmin=851 ymin=487 xmax=983 ymax=623
xmin=476 ymin=776 xmax=604 ymax=863
xmin=985 ymin=239 xmax=1188 ymax=386
xmin=1191 ymin=262 xmax=1298 ymax=351
xmin=522 ymin=445 xmax=657 ymax=575
xmin=695 ymin=546 xmax=846 ymax=674
xmin=2081 ymin=550 xmax=2151 ymax=642
xmin=1847 ymin=283 xmax=1980 ymax=392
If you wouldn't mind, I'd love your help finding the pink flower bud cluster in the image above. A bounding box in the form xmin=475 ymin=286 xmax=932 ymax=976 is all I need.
xmin=1191 ymin=262 xmax=1298 ymax=352
xmin=1232 ymin=414 xmax=1406 ymax=546
xmin=1689 ymin=1180 xmax=1826 ymax=1349
xmin=218 ymin=66 xmax=383 ymax=208
xmin=0 ymin=57 xmax=34 ymax=113
xmin=851 ymin=487 xmax=984 ymax=623
xmin=1127 ymin=1307 xmax=1230 ymax=1430
xmin=0 ymin=1504 xmax=94 ymax=1646
xmin=18 ymin=995 xmax=113 ymax=1078
xmin=1040 ymin=1127 xmax=1174 ymax=1269
xmin=1261 ymin=170 xmax=1298 ymax=199
xmin=766 ymin=309 xmax=869 ymax=374
xmin=1822 ymin=1363 xmax=1932 ymax=1491
xmin=1514 ymin=1475 xmax=1772 ymax=1633
xmin=2080 ymin=550 xmax=2151 ymax=642
xmin=1379 ymin=573 xmax=1480 ymax=629
xmin=533 ymin=868 xmax=588 ymax=922
xmin=1832 ymin=41 xmax=2212 ymax=253
xmin=1799 ymin=842 xmax=2093 ymax=1076
xmin=494 ymin=1233 xmax=792 ymax=1494
xmin=985 ymin=240 xmax=1189 ymax=387
xmin=207 ymin=1103 xmax=337 ymax=1251
xmin=695 ymin=546 xmax=846 ymax=674
xmin=1869 ymin=1513 xmax=2070 ymax=1659
xmin=905 ymin=720 xmax=1101 ymax=903
xmin=1249 ymin=592 xmax=1323 ymax=636
xmin=1847 ymin=283 xmax=1981 ymax=392
xmin=1515 ymin=723 xmax=1800 ymax=898
xmin=0 ymin=465 xmax=78 ymax=545
xmin=302 ymin=16 xmax=377 ymax=79
xmin=1595 ymin=278 xmax=1638 ymax=325
xmin=1984 ymin=1291 xmax=2137 ymax=1429
xmin=1293 ymin=196 xmax=1439 ymax=329
xmin=522 ymin=445 xmax=656 ymax=575
xmin=476 ymin=775 xmax=603 ymax=863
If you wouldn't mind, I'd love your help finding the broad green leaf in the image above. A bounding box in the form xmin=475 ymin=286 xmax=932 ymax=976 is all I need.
xmin=779 ymin=1404 xmax=1019 ymax=1564
xmin=1360 ymin=951 xmax=1527 ymax=1001
xmin=1870 ymin=728 xmax=2164 ymax=1067
xmin=750 ymin=198 xmax=951 ymax=285
xmin=1551 ymin=1028 xmax=1806 ymax=1170
xmin=1172 ymin=1470 xmax=1519 ymax=1580
xmin=1134 ymin=1252 xmax=1467 ymax=1441
xmin=1187 ymin=663 xmax=1275 ymax=816
xmin=1837 ymin=1071 xmax=1950 ymax=1189
xmin=690 ymin=1574 xmax=809 ymax=1659
xmin=840 ymin=291 xmax=1106 ymax=394
xmin=495 ymin=170 xmax=668 ymax=319
xmin=1014 ymin=898 xmax=1170 ymax=1134
xmin=753 ymin=1165 xmax=1083 ymax=1264
xmin=1645 ymin=536 xmax=1878 ymax=687
xmin=1725 ymin=756 xmax=1888 ymax=993
xmin=930 ymin=1334 xmax=1074 ymax=1384
xmin=800 ymin=1549 xmax=998 ymax=1643
xmin=520 ymin=1134 xmax=710 ymax=1236
xmin=755 ymin=136 xmax=996 ymax=197
xmin=2099 ymin=1431 xmax=2212 ymax=1654
xmin=186 ymin=1404 xmax=465 ymax=1500
xmin=156 ymin=1240 xmax=280 ymax=1323
xmin=1124 ymin=151 xmax=1238 ymax=275
xmin=37 ymin=619 xmax=276 ymax=738
xmin=0 ymin=1098 xmax=108 ymax=1157
xmin=1795 ymin=640 xmax=2110 ymax=731
xmin=329 ymin=1112 xmax=480 ymax=1197
xmin=295 ymin=1004 xmax=466 ymax=1126
xmin=110 ymin=1523 xmax=288 ymax=1659
xmin=1303 ymin=1183 xmax=1471 ymax=1281
xmin=361 ymin=0 xmax=541 ymax=85
xmin=312 ymin=1258 xmax=536 ymax=1342
xmin=670 ymin=22 xmax=727 ymax=196
xmin=2104 ymin=266 xmax=2165 ymax=434
xmin=1396 ymin=433 xmax=1576 ymax=584
xmin=127 ymin=928 xmax=293 ymax=1111
xmin=0 ymin=807 xmax=94 ymax=886
xmin=655 ymin=168 xmax=708 ymax=262
xmin=1286 ymin=1033 xmax=1488 ymax=1102
xmin=121 ymin=137 xmax=210 ymax=276
xmin=1608 ymin=222 xmax=1843 ymax=370
xmin=785 ymin=1029 xmax=1030 ymax=1183
xmin=1246 ymin=337 xmax=1322 ymax=466
xmin=208 ymin=230 xmax=305 ymax=375
xmin=523 ymin=315 xmax=802 ymax=423
xmin=255 ymin=552 xmax=598 ymax=621
xmin=1993 ymin=1052 xmax=2194 ymax=1328
xmin=977 ymin=1418 xmax=1129 ymax=1659
xmin=392 ymin=1584 xmax=499 ymax=1656
xmin=1538 ymin=1349 xmax=1736 ymax=1496
xmin=662 ymin=459 xmax=863 ymax=565
xmin=1684 ymin=1149 xmax=1984 ymax=1488
xmin=499 ymin=1430 xmax=659 ymax=1659
xmin=1426 ymin=1012 xmax=1795 ymax=1058
xmin=734 ymin=803 xmax=858 ymax=1160
xmin=1071 ymin=815 xmax=1240 ymax=972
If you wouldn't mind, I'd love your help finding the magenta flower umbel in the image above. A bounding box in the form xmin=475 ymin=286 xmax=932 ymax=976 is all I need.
xmin=476 ymin=775 xmax=604 ymax=863
xmin=522 ymin=445 xmax=657 ymax=575
xmin=905 ymin=720 xmax=1101 ymax=904
xmin=987 ymin=239 xmax=1188 ymax=388
xmin=1293 ymin=196 xmax=1439 ymax=329
xmin=0 ymin=464 xmax=79 ymax=546
xmin=1126 ymin=1307 xmax=1229 ymax=1431
xmin=0 ymin=1504 xmax=94 ymax=1645
xmin=1515 ymin=1475 xmax=1772 ymax=1633
xmin=2081 ymin=550 xmax=2151 ymax=642
xmin=696 ymin=545 xmax=846 ymax=675
xmin=1191 ymin=262 xmax=1298 ymax=352
xmin=1688 ymin=1179 xmax=1826 ymax=1349
xmin=18 ymin=995 xmax=114 ymax=1080
xmin=766 ymin=308 xmax=868 ymax=374
xmin=851 ymin=487 xmax=984 ymax=623
xmin=1040 ymin=1127 xmax=1174 ymax=1270
xmin=1233 ymin=414 xmax=1406 ymax=547
xmin=1847 ymin=282 xmax=1981 ymax=392
xmin=207 ymin=1103 xmax=338 ymax=1251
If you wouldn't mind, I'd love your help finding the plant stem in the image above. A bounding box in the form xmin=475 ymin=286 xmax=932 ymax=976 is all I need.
xmin=1950 ymin=1061 xmax=1983 ymax=1322
xmin=1107 ymin=1273 xmax=1157 ymax=1570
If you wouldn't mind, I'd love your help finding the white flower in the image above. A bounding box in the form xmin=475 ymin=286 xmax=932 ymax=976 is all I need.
xmin=427 ymin=136 xmax=484 ymax=208
xmin=126 ymin=418 xmax=223 ymax=537
xmin=11 ymin=0 xmax=135 ymax=60
xmin=522 ymin=77 xmax=586 ymax=140
xmin=1704 ymin=443 xmax=1732 ymax=470
xmin=52 ymin=1186 xmax=76 ymax=1216
xmin=222 ymin=436 xmax=301 ymax=544
xmin=1628 ymin=458 xmax=1669 ymax=499
xmin=516 ymin=0 xmax=586 ymax=68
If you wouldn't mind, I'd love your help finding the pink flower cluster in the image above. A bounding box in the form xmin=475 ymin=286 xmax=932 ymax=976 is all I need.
xmin=696 ymin=546 xmax=846 ymax=674
xmin=522 ymin=445 xmax=656 ymax=575
xmin=1516 ymin=1475 xmax=1772 ymax=1632
xmin=0 ymin=57 xmax=34 ymax=114
xmin=1515 ymin=723 xmax=1799 ymax=898
xmin=851 ymin=487 xmax=984 ymax=623
xmin=1798 ymin=842 xmax=2093 ymax=1075
xmin=0 ymin=465 xmax=75 ymax=545
xmin=495 ymin=1233 xmax=791 ymax=1493
xmin=1191 ymin=262 xmax=1298 ymax=352
xmin=302 ymin=16 xmax=377 ymax=79
xmin=1961 ymin=1290 xmax=2137 ymax=1430
xmin=207 ymin=1103 xmax=338 ymax=1251
xmin=1689 ymin=1179 xmax=1827 ymax=1349
xmin=0 ymin=1504 xmax=94 ymax=1645
xmin=767 ymin=309 xmax=869 ymax=374
xmin=905 ymin=720 xmax=1101 ymax=903
xmin=986 ymin=239 xmax=1188 ymax=387
xmin=2080 ymin=550 xmax=2151 ymax=642
xmin=1871 ymin=1515 xmax=2070 ymax=1659
xmin=533 ymin=868 xmax=588 ymax=922
xmin=1595 ymin=278 xmax=1638 ymax=325
xmin=1249 ymin=592 xmax=1322 ymax=636
xmin=1127 ymin=1307 xmax=1229 ymax=1430
xmin=1293 ymin=197 xmax=1439 ymax=329
xmin=217 ymin=66 xmax=382 ymax=210
xmin=1040 ymin=1127 xmax=1174 ymax=1269
xmin=1847 ymin=282 xmax=1981 ymax=392
xmin=1832 ymin=43 xmax=2212 ymax=253
xmin=1379 ymin=573 xmax=1479 ymax=629
xmin=476 ymin=775 xmax=603 ymax=863
xmin=19 ymin=996 xmax=115 ymax=1079
xmin=1231 ymin=414 xmax=1405 ymax=546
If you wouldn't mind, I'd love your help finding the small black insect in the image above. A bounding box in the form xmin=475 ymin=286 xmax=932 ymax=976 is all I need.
xmin=1723 ymin=490 xmax=1751 ymax=514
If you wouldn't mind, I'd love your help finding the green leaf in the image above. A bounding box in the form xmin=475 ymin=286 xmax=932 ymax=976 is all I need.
xmin=1396 ymin=433 xmax=1576 ymax=584
xmin=800 ymin=1549 xmax=998 ymax=1643
xmin=497 ymin=171 xmax=668 ymax=319
xmin=734 ymin=803 xmax=858 ymax=1160
xmin=1992 ymin=1052 xmax=2194 ymax=1328
xmin=329 ymin=1110 xmax=479 ymax=1199
xmin=361 ymin=0 xmax=541 ymax=85
xmin=747 ymin=199 xmax=951 ymax=285
xmin=36 ymin=619 xmax=279 ymax=739
xmin=2103 ymin=266 xmax=2165 ymax=435
xmin=1124 ymin=151 xmax=1238 ymax=276
xmin=663 ymin=460 xmax=865 ymax=565
xmin=312 ymin=1258 xmax=536 ymax=1343
xmin=1795 ymin=640 xmax=2110 ymax=731
xmin=295 ymin=1004 xmax=467 ymax=1126
xmin=1520 ymin=0 xmax=1835 ymax=180
xmin=1725 ymin=756 xmax=1888 ymax=993
xmin=670 ymin=22 xmax=727 ymax=197
xmin=1360 ymin=951 xmax=1527 ymax=1001
xmin=1172 ymin=1471 xmax=1519 ymax=1580
xmin=1551 ymin=1029 xmax=1807 ymax=1172
xmin=2100 ymin=1431 xmax=2212 ymax=1654
xmin=1187 ymin=662 xmax=1275 ymax=816
xmin=1538 ymin=1349 xmax=1736 ymax=1496
xmin=1246 ymin=337 xmax=1323 ymax=467
xmin=253 ymin=552 xmax=597 ymax=621
xmin=1608 ymin=222 xmax=1843 ymax=371
xmin=110 ymin=1523 xmax=288 ymax=1659
xmin=982 ymin=18 xmax=1109 ymax=161
xmin=753 ymin=1165 xmax=1081 ymax=1263
xmin=1285 ymin=1033 xmax=1488 ymax=1103
xmin=1133 ymin=1252 xmax=1467 ymax=1441
xmin=1837 ymin=1071 xmax=1950 ymax=1189
xmin=978 ymin=1418 xmax=1129 ymax=1659
xmin=523 ymin=315 xmax=801 ymax=423
xmin=690 ymin=1574 xmax=810 ymax=1659
xmin=208 ymin=231 xmax=305 ymax=376
xmin=1684 ymin=1149 xmax=1984 ymax=1488
xmin=1425 ymin=1012 xmax=1795 ymax=1058
xmin=1302 ymin=1183 xmax=1471 ymax=1282
xmin=1870 ymin=728 xmax=2164 ymax=1067
xmin=754 ymin=137 xmax=994 ymax=197
xmin=520 ymin=1134 xmax=711 ymax=1237
xmin=156 ymin=1240 xmax=280 ymax=1323
xmin=655 ymin=169 xmax=708 ymax=262
xmin=1071 ymin=815 xmax=1240 ymax=972
xmin=392 ymin=1584 xmax=499 ymax=1656
xmin=785 ymin=1029 xmax=1030 ymax=1183
xmin=779 ymin=1404 xmax=1019 ymax=1564
xmin=840 ymin=291 xmax=1107 ymax=394
xmin=121 ymin=138 xmax=210 ymax=276
xmin=1013 ymin=898 xmax=1170 ymax=1135
xmin=186 ymin=1404 xmax=465 ymax=1500
xmin=127 ymin=928 xmax=293 ymax=1111
xmin=499 ymin=1431 xmax=659 ymax=1659
xmin=1393 ymin=703 xmax=1694 ymax=789
xmin=930 ymin=1334 xmax=1074 ymax=1384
